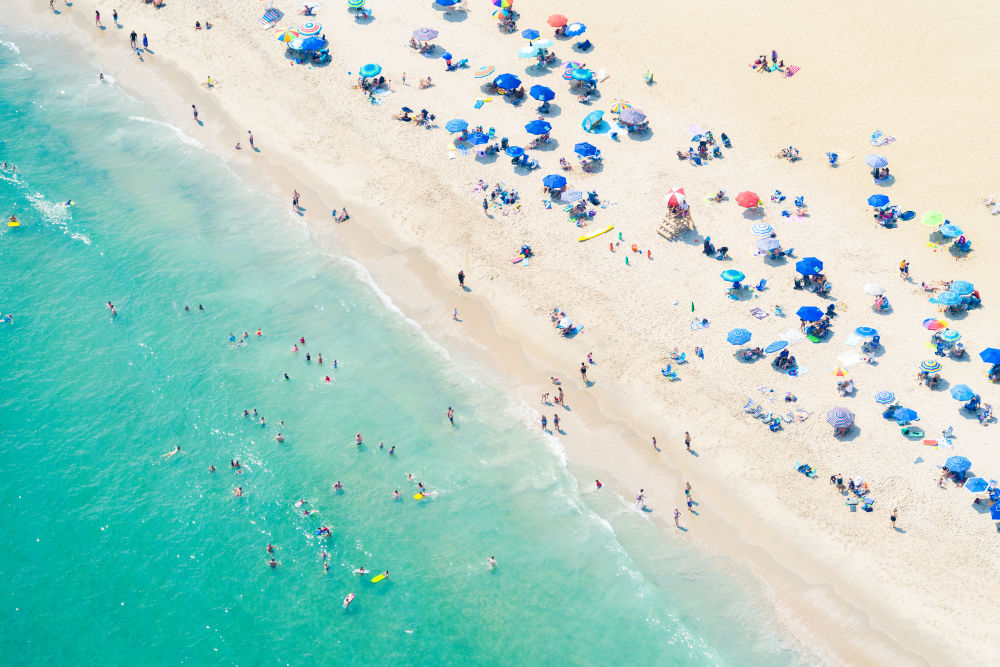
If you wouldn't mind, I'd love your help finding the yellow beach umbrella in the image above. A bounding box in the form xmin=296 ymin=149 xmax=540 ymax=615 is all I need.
xmin=609 ymin=99 xmax=631 ymax=114
xmin=831 ymin=367 xmax=849 ymax=377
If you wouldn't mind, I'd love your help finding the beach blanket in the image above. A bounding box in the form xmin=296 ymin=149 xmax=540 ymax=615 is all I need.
xmin=750 ymin=307 xmax=769 ymax=320
xmin=690 ymin=319 xmax=709 ymax=330
xmin=785 ymin=66 xmax=801 ymax=77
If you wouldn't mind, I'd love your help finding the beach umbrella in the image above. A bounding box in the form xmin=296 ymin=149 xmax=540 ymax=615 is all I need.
xmin=348 ymin=0 xmax=365 ymax=7
xmin=466 ymin=131 xmax=490 ymax=146
xmin=936 ymin=291 xmax=962 ymax=306
xmin=992 ymin=502 xmax=1000 ymax=521
xmin=504 ymin=146 xmax=524 ymax=158
xmin=826 ymin=407 xmax=855 ymax=429
xmin=574 ymin=142 xmax=599 ymax=158
xmin=277 ymin=27 xmax=300 ymax=42
xmin=299 ymin=36 xmax=325 ymax=51
xmin=534 ymin=39 xmax=554 ymax=49
xmin=525 ymin=119 xmax=551 ymax=135
xmin=400 ymin=107 xmax=413 ymax=113
xmin=412 ymin=27 xmax=438 ymax=41
xmin=493 ymin=0 xmax=512 ymax=7
xmin=868 ymin=194 xmax=890 ymax=207
xmin=796 ymin=306 xmax=824 ymax=322
xmin=518 ymin=46 xmax=541 ymax=58
xmin=529 ymin=85 xmax=555 ymax=101
xmin=951 ymin=280 xmax=974 ymax=296
xmin=521 ymin=28 xmax=540 ymax=40
xmin=664 ymin=188 xmax=686 ymax=207
xmin=736 ymin=191 xmax=760 ymax=208
xmin=950 ymin=384 xmax=975 ymax=401
xmin=609 ymin=99 xmax=631 ymax=113
xmin=720 ymin=269 xmax=745 ymax=283
xmin=571 ymin=68 xmax=595 ymax=81
xmin=965 ymin=478 xmax=989 ymax=494
xmin=921 ymin=211 xmax=944 ymax=226
xmin=494 ymin=73 xmax=522 ymax=90
xmin=941 ymin=329 xmax=962 ymax=343
xmin=473 ymin=64 xmax=495 ymax=78
xmin=855 ymin=326 xmax=878 ymax=337
xmin=979 ymin=348 xmax=1000 ymax=364
xmin=561 ymin=189 xmax=584 ymax=203
xmin=441 ymin=52 xmax=453 ymax=61
xmin=288 ymin=37 xmax=306 ymax=50
xmin=939 ymin=224 xmax=963 ymax=238
xmin=765 ymin=340 xmax=788 ymax=354
xmin=582 ymin=110 xmax=604 ymax=132
xmin=795 ymin=257 xmax=823 ymax=276
xmin=547 ymin=14 xmax=569 ymax=27
xmin=435 ymin=0 xmax=460 ymax=4
xmin=750 ymin=222 xmax=773 ymax=236
xmin=492 ymin=8 xmax=510 ymax=20
xmin=727 ymin=328 xmax=752 ymax=345
xmin=358 ymin=63 xmax=382 ymax=78
xmin=619 ymin=108 xmax=647 ymax=125
xmin=445 ymin=118 xmax=468 ymax=133
xmin=920 ymin=359 xmax=942 ymax=373
xmin=893 ymin=407 xmax=918 ymax=423
xmin=832 ymin=367 xmax=849 ymax=377
xmin=865 ymin=154 xmax=888 ymax=168
xmin=298 ymin=21 xmax=322 ymax=36
xmin=945 ymin=456 xmax=972 ymax=473
xmin=564 ymin=22 xmax=587 ymax=37
xmin=863 ymin=282 xmax=885 ymax=296
xmin=542 ymin=174 xmax=567 ymax=189
xmin=562 ymin=68 xmax=578 ymax=81
xmin=558 ymin=316 xmax=573 ymax=329
xmin=922 ymin=318 xmax=948 ymax=331
xmin=757 ymin=237 xmax=780 ymax=252
xmin=874 ymin=391 xmax=896 ymax=405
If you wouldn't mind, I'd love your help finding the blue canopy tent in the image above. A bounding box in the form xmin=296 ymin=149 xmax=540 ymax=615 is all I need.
xmin=582 ymin=110 xmax=604 ymax=133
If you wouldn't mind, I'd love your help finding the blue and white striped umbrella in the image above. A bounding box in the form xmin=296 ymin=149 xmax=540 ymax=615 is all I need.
xmin=874 ymin=391 xmax=896 ymax=405
xmin=936 ymin=291 xmax=962 ymax=306
xmin=940 ymin=329 xmax=962 ymax=343
xmin=826 ymin=407 xmax=855 ymax=428
xmin=727 ymin=328 xmax=752 ymax=345
xmin=951 ymin=280 xmax=974 ymax=296
xmin=865 ymin=154 xmax=888 ymax=168
xmin=751 ymin=222 xmax=773 ymax=236
xmin=757 ymin=237 xmax=780 ymax=252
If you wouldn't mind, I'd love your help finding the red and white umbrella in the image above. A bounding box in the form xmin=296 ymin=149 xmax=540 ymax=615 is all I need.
xmin=297 ymin=21 xmax=322 ymax=37
xmin=664 ymin=188 xmax=686 ymax=207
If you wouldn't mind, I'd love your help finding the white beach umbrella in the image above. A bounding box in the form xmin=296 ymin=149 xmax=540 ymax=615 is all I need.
xmin=863 ymin=282 xmax=885 ymax=296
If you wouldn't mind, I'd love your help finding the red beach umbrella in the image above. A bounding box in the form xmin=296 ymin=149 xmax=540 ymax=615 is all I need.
xmin=547 ymin=14 xmax=568 ymax=27
xmin=736 ymin=191 xmax=761 ymax=208
xmin=664 ymin=188 xmax=686 ymax=206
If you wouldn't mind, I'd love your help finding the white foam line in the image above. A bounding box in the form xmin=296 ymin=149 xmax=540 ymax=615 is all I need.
xmin=127 ymin=115 xmax=205 ymax=150
xmin=0 ymin=40 xmax=21 ymax=55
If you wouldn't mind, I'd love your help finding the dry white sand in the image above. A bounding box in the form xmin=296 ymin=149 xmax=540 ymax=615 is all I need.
xmin=10 ymin=0 xmax=1000 ymax=661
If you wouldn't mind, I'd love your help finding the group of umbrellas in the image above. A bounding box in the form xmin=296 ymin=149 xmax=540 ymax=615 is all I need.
xmin=278 ymin=22 xmax=326 ymax=51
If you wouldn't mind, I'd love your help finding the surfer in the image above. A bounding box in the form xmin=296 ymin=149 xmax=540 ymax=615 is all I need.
xmin=355 ymin=566 xmax=368 ymax=575
xmin=295 ymin=499 xmax=308 ymax=507
xmin=379 ymin=570 xmax=389 ymax=579
xmin=488 ymin=556 xmax=497 ymax=569
xmin=417 ymin=482 xmax=426 ymax=493
xmin=8 ymin=214 xmax=19 ymax=226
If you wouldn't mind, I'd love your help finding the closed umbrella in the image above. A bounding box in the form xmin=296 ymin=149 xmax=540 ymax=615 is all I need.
xmin=582 ymin=110 xmax=604 ymax=132
xmin=525 ymin=119 xmax=551 ymax=135
xmin=795 ymin=257 xmax=823 ymax=275
xmin=561 ymin=189 xmax=584 ymax=203
xmin=944 ymin=456 xmax=971 ymax=473
xmin=736 ymin=191 xmax=760 ymax=208
xmin=893 ymin=407 xmax=918 ymax=424
xmin=757 ymin=237 xmax=780 ymax=252
xmin=920 ymin=359 xmax=942 ymax=373
xmin=855 ymin=326 xmax=878 ymax=337
xmin=950 ymin=385 xmax=975 ymax=401
xmin=359 ymin=63 xmax=382 ymax=78
xmin=940 ymin=329 xmax=961 ymax=343
xmin=473 ymin=64 xmax=495 ymax=78
xmin=466 ymin=132 xmax=489 ymax=146
xmin=765 ymin=340 xmax=787 ymax=354
xmin=796 ymin=306 xmax=824 ymax=322
xmin=936 ymin=291 xmax=962 ymax=306
xmin=664 ymin=188 xmax=686 ymax=207
xmin=979 ymin=348 xmax=1000 ymax=364
xmin=874 ymin=391 xmax=896 ymax=405
xmin=494 ymin=73 xmax=521 ymax=90
xmin=865 ymin=154 xmax=888 ymax=168
xmin=619 ymin=108 xmax=646 ymax=125
xmin=727 ymin=328 xmax=752 ymax=345
xmin=298 ymin=21 xmax=322 ymax=36
xmin=445 ymin=118 xmax=468 ymax=133
xmin=542 ymin=174 xmax=566 ymax=189
xmin=529 ymin=85 xmax=555 ymax=101
xmin=951 ymin=280 xmax=974 ymax=296
xmin=750 ymin=222 xmax=773 ymax=236
xmin=574 ymin=142 xmax=599 ymax=158
xmin=863 ymin=282 xmax=885 ymax=296
xmin=720 ymin=269 xmax=745 ymax=283
xmin=412 ymin=27 xmax=438 ymax=41
xmin=547 ymin=14 xmax=568 ymax=27
xmin=939 ymin=224 xmax=963 ymax=238
xmin=521 ymin=28 xmax=540 ymax=40
xmin=921 ymin=211 xmax=944 ymax=226
xmin=826 ymin=408 xmax=855 ymax=428
xmin=868 ymin=194 xmax=890 ymax=207
xmin=609 ymin=99 xmax=631 ymax=113
xmin=922 ymin=318 xmax=948 ymax=331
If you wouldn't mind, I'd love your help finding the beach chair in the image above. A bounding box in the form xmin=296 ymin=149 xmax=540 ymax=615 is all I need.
xmin=768 ymin=418 xmax=782 ymax=432
xmin=782 ymin=413 xmax=794 ymax=423
xmin=660 ymin=367 xmax=679 ymax=381
xmin=747 ymin=405 xmax=763 ymax=418
xmin=760 ymin=411 xmax=773 ymax=422
xmin=743 ymin=399 xmax=757 ymax=412
xmin=257 ymin=7 xmax=282 ymax=26
xmin=754 ymin=279 xmax=767 ymax=292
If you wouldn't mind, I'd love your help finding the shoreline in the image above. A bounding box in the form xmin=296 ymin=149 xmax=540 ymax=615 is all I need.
xmin=7 ymin=1 xmax=999 ymax=662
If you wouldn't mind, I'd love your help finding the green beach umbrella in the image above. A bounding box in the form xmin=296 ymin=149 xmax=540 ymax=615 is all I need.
xmin=921 ymin=211 xmax=944 ymax=226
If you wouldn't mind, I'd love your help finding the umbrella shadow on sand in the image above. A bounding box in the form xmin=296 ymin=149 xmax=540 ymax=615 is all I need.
xmin=533 ymin=139 xmax=559 ymax=151
xmin=626 ymin=128 xmax=655 ymax=142
xmin=432 ymin=3 xmax=469 ymax=23
xmin=835 ymin=427 xmax=861 ymax=442
xmin=742 ymin=208 xmax=766 ymax=220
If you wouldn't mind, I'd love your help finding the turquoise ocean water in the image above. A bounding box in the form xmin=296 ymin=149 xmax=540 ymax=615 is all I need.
xmin=0 ymin=34 xmax=802 ymax=665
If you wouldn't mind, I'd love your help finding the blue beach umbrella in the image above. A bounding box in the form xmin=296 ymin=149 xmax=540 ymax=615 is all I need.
xmin=874 ymin=391 xmax=896 ymax=405
xmin=893 ymin=407 xmax=918 ymax=424
xmin=764 ymin=340 xmax=788 ymax=354
xmin=299 ymin=36 xmax=326 ymax=51
xmin=494 ymin=73 xmax=522 ymax=90
xmin=504 ymin=146 xmax=524 ymax=158
xmin=965 ymin=477 xmax=989 ymax=494
xmin=796 ymin=306 xmax=824 ymax=322
xmin=525 ymin=119 xmax=552 ymax=135
xmin=992 ymin=502 xmax=1000 ymax=521
xmin=720 ymin=269 xmax=745 ymax=283
xmin=855 ymin=326 xmax=878 ymax=338
xmin=466 ymin=131 xmax=490 ymax=146
xmin=936 ymin=291 xmax=962 ymax=306
xmin=979 ymin=348 xmax=1000 ymax=364
xmin=521 ymin=28 xmax=540 ymax=40
xmin=359 ymin=63 xmax=382 ymax=78
xmin=868 ymin=194 xmax=890 ymax=207
xmin=436 ymin=0 xmax=460 ymax=5
xmin=564 ymin=22 xmax=587 ymax=37
xmin=940 ymin=329 xmax=961 ymax=343
xmin=795 ymin=257 xmax=824 ymax=276
xmin=939 ymin=224 xmax=963 ymax=238
xmin=574 ymin=142 xmax=599 ymax=158
xmin=826 ymin=407 xmax=855 ymax=428
xmin=582 ymin=110 xmax=604 ymax=132
xmin=441 ymin=52 xmax=454 ymax=61
xmin=750 ymin=222 xmax=773 ymax=236
xmin=542 ymin=174 xmax=567 ymax=189
xmin=950 ymin=384 xmax=975 ymax=401
xmin=865 ymin=154 xmax=888 ymax=168
xmin=571 ymin=68 xmax=594 ymax=81
xmin=727 ymin=328 xmax=752 ymax=345
xmin=945 ymin=456 xmax=972 ymax=473
xmin=445 ymin=118 xmax=468 ymax=133
xmin=951 ymin=280 xmax=974 ymax=296
xmin=529 ymin=85 xmax=555 ymax=101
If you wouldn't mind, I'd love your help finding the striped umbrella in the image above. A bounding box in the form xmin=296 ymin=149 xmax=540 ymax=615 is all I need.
xmin=727 ymin=328 xmax=752 ymax=345
xmin=492 ymin=8 xmax=510 ymax=19
xmin=664 ymin=188 xmax=686 ymax=206
xmin=951 ymin=280 xmax=974 ymax=296
xmin=940 ymin=329 xmax=962 ymax=343
xmin=619 ymin=108 xmax=646 ymax=125
xmin=609 ymin=99 xmax=631 ymax=114
xmin=757 ymin=237 xmax=780 ymax=252
xmin=865 ymin=154 xmax=888 ymax=168
xmin=936 ymin=291 xmax=962 ymax=306
xmin=750 ymin=222 xmax=773 ymax=236
xmin=826 ymin=407 xmax=855 ymax=429
xmin=720 ymin=269 xmax=745 ymax=283
xmin=920 ymin=360 xmax=942 ymax=373
xmin=832 ymin=367 xmax=849 ymax=377
xmin=347 ymin=0 xmax=365 ymax=7
xmin=298 ymin=21 xmax=322 ymax=36
xmin=359 ymin=63 xmax=381 ymax=78
xmin=565 ymin=22 xmax=587 ymax=36
xmin=736 ymin=191 xmax=760 ymax=208
xmin=413 ymin=27 xmax=438 ymax=41
xmin=277 ymin=27 xmax=300 ymax=42
xmin=874 ymin=391 xmax=896 ymax=405
xmin=562 ymin=68 xmax=578 ymax=81
xmin=473 ymin=64 xmax=495 ymax=78
xmin=922 ymin=318 xmax=948 ymax=331
xmin=921 ymin=211 xmax=944 ymax=226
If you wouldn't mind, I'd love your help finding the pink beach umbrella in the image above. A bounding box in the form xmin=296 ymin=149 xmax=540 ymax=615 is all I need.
xmin=298 ymin=21 xmax=322 ymax=37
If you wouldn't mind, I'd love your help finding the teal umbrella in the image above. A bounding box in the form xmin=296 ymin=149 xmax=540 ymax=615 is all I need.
xmin=720 ymin=270 xmax=745 ymax=283
xmin=359 ymin=63 xmax=381 ymax=78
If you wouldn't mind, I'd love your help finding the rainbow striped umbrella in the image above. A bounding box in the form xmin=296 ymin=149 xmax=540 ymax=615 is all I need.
xmin=277 ymin=27 xmax=300 ymax=42
xmin=920 ymin=360 xmax=942 ymax=373
xmin=492 ymin=8 xmax=509 ymax=20
xmin=922 ymin=318 xmax=948 ymax=331
xmin=298 ymin=21 xmax=322 ymax=37
xmin=609 ymin=99 xmax=631 ymax=113
xmin=473 ymin=64 xmax=495 ymax=78
xmin=347 ymin=0 xmax=365 ymax=7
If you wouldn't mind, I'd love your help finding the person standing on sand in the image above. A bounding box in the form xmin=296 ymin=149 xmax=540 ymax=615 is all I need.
xmin=458 ymin=270 xmax=465 ymax=288
xmin=143 ymin=34 xmax=149 ymax=50
xmin=899 ymin=259 xmax=909 ymax=279
xmin=580 ymin=363 xmax=588 ymax=382
xmin=652 ymin=436 xmax=658 ymax=451
xmin=540 ymin=415 xmax=547 ymax=430
xmin=130 ymin=30 xmax=137 ymax=48
xmin=292 ymin=190 xmax=300 ymax=210
xmin=890 ymin=507 xmax=899 ymax=528
xmin=553 ymin=414 xmax=560 ymax=431
xmin=248 ymin=130 xmax=254 ymax=149
xmin=95 ymin=10 xmax=102 ymax=27
xmin=191 ymin=104 xmax=198 ymax=122
xmin=452 ymin=308 xmax=459 ymax=321
xmin=684 ymin=431 xmax=692 ymax=452
xmin=674 ymin=508 xmax=681 ymax=528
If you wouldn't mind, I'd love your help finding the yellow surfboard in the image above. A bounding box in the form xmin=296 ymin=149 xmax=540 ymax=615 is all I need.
xmin=413 ymin=493 xmax=424 ymax=500
xmin=371 ymin=573 xmax=388 ymax=583
xmin=577 ymin=224 xmax=613 ymax=242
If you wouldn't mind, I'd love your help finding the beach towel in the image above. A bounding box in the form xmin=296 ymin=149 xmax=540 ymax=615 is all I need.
xmin=785 ymin=66 xmax=801 ymax=77
xmin=690 ymin=319 xmax=709 ymax=330
xmin=750 ymin=307 xmax=769 ymax=320
xmin=257 ymin=8 xmax=281 ymax=25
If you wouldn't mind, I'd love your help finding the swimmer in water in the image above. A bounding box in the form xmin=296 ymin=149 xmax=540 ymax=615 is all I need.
xmin=299 ymin=337 xmax=306 ymax=344
xmin=388 ymin=446 xmax=395 ymax=456
xmin=243 ymin=409 xmax=250 ymax=418
xmin=393 ymin=489 xmax=400 ymax=499
xmin=488 ymin=556 xmax=497 ymax=569
xmin=209 ymin=465 xmax=216 ymax=472
xmin=324 ymin=376 xmax=331 ymax=382
xmin=323 ymin=562 xmax=329 ymax=572
xmin=333 ymin=360 xmax=338 ymax=369
xmin=447 ymin=407 xmax=454 ymax=425
xmin=317 ymin=353 xmax=323 ymax=364
xmin=355 ymin=433 xmax=363 ymax=445
xmin=407 ymin=473 xmax=414 ymax=481
xmin=234 ymin=487 xmax=243 ymax=497
xmin=161 ymin=445 xmax=184 ymax=459
xmin=305 ymin=352 xmax=311 ymax=361
xmin=333 ymin=481 xmax=343 ymax=491
xmin=417 ymin=482 xmax=426 ymax=493
xmin=268 ymin=558 xmax=279 ymax=568
xmin=274 ymin=433 xmax=285 ymax=443
xmin=256 ymin=329 xmax=262 ymax=336
xmin=99 ymin=72 xmax=105 ymax=81
xmin=292 ymin=344 xmax=298 ymax=353
xmin=283 ymin=372 xmax=290 ymax=380
xmin=267 ymin=544 xmax=275 ymax=553
xmin=379 ymin=442 xmax=385 ymax=450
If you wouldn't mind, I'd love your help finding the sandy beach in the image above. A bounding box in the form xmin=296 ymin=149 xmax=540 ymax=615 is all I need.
xmin=9 ymin=0 xmax=1000 ymax=661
